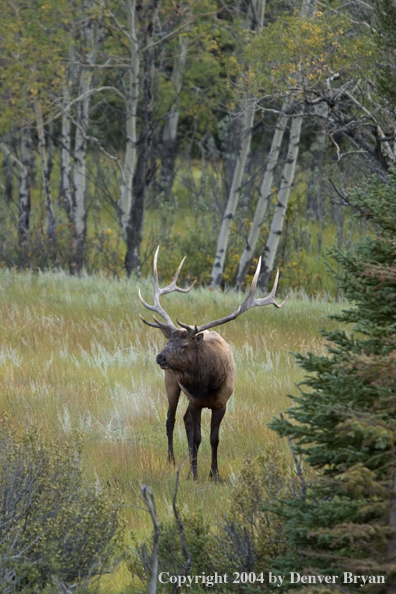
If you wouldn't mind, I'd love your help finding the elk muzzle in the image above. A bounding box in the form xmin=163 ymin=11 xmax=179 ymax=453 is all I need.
xmin=156 ymin=352 xmax=168 ymax=369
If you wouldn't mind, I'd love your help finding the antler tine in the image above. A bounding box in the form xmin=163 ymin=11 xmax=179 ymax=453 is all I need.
xmin=139 ymin=247 xmax=197 ymax=333
xmin=138 ymin=313 xmax=176 ymax=331
xmin=158 ymin=255 xmax=197 ymax=296
xmin=244 ymin=256 xmax=262 ymax=304
xmin=177 ymin=261 xmax=287 ymax=336
xmin=177 ymin=319 xmax=199 ymax=336
xmin=249 ymin=268 xmax=288 ymax=309
xmin=139 ymin=287 xmax=176 ymax=329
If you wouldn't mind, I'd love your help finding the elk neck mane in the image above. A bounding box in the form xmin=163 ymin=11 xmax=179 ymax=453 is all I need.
xmin=174 ymin=332 xmax=230 ymax=401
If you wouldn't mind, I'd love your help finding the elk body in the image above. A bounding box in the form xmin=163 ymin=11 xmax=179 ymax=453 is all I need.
xmin=139 ymin=247 xmax=286 ymax=481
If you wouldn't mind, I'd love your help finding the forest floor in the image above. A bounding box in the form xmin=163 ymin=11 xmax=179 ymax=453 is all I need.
xmin=0 ymin=271 xmax=348 ymax=592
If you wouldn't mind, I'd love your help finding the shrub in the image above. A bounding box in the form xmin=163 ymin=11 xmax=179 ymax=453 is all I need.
xmin=127 ymin=445 xmax=295 ymax=592
xmin=0 ymin=417 xmax=122 ymax=593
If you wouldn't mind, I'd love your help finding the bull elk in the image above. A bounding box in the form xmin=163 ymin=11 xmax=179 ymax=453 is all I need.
xmin=139 ymin=247 xmax=287 ymax=481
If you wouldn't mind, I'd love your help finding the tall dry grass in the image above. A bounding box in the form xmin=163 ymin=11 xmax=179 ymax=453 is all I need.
xmin=0 ymin=270 xmax=347 ymax=592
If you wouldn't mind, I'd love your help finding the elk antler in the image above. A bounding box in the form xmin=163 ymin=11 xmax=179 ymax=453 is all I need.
xmin=177 ymin=258 xmax=287 ymax=336
xmin=139 ymin=246 xmax=196 ymax=335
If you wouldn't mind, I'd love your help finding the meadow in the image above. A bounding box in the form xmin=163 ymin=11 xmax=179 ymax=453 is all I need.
xmin=0 ymin=269 xmax=348 ymax=592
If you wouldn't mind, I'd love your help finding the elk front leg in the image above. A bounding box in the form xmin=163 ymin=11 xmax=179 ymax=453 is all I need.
xmin=183 ymin=404 xmax=202 ymax=480
xmin=209 ymin=406 xmax=226 ymax=481
xmin=164 ymin=371 xmax=181 ymax=464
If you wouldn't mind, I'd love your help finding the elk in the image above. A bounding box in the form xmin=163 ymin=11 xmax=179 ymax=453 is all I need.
xmin=139 ymin=247 xmax=287 ymax=481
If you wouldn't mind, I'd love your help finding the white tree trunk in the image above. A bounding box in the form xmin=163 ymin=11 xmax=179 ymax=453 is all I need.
xmin=258 ymin=111 xmax=303 ymax=291
xmin=160 ymin=34 xmax=188 ymax=199
xmin=34 ymin=97 xmax=56 ymax=240
xmin=124 ymin=0 xmax=161 ymax=276
xmin=61 ymin=62 xmax=75 ymax=223
xmin=19 ymin=127 xmax=32 ymax=246
xmin=73 ymin=0 xmax=103 ymax=268
xmin=0 ymin=138 xmax=30 ymax=246
xmin=120 ymin=0 xmax=139 ymax=236
xmin=209 ymin=107 xmax=256 ymax=287
xmin=73 ymin=73 xmax=91 ymax=247
xmin=233 ymin=99 xmax=289 ymax=289
xmin=209 ymin=0 xmax=266 ymax=288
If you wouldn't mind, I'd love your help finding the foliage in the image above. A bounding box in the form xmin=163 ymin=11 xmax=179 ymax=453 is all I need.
xmin=0 ymin=416 xmax=122 ymax=593
xmin=213 ymin=446 xmax=295 ymax=583
xmin=127 ymin=508 xmax=216 ymax=591
xmin=244 ymin=9 xmax=375 ymax=97
xmin=127 ymin=446 xmax=296 ymax=592
xmin=374 ymin=0 xmax=396 ymax=110
xmin=270 ymin=169 xmax=396 ymax=591
xmin=0 ymin=0 xmax=73 ymax=132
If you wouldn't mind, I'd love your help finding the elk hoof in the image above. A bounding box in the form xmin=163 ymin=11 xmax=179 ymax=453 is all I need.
xmin=209 ymin=470 xmax=223 ymax=484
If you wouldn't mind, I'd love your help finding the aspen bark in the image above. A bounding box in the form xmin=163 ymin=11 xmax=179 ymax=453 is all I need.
xmin=19 ymin=127 xmax=32 ymax=247
xmin=257 ymin=111 xmax=303 ymax=291
xmin=210 ymin=107 xmax=256 ymax=287
xmin=0 ymin=139 xmax=31 ymax=247
xmin=3 ymin=149 xmax=13 ymax=203
xmin=125 ymin=0 xmax=161 ymax=277
xmin=120 ymin=0 xmax=139 ymax=236
xmin=73 ymin=70 xmax=92 ymax=267
xmin=60 ymin=63 xmax=75 ymax=223
xmin=160 ymin=35 xmax=188 ymax=200
xmin=33 ymin=97 xmax=56 ymax=241
xmin=209 ymin=0 xmax=266 ymax=288
xmin=73 ymin=0 xmax=103 ymax=271
xmin=233 ymin=100 xmax=289 ymax=289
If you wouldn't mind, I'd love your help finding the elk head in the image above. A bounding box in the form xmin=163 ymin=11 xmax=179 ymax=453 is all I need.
xmin=139 ymin=246 xmax=287 ymax=344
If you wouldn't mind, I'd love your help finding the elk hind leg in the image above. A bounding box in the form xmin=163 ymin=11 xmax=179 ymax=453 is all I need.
xmin=209 ymin=406 xmax=226 ymax=481
xmin=184 ymin=404 xmax=202 ymax=480
xmin=165 ymin=371 xmax=181 ymax=464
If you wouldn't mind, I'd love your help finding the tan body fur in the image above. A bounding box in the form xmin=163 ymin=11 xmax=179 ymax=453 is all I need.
xmin=157 ymin=330 xmax=235 ymax=480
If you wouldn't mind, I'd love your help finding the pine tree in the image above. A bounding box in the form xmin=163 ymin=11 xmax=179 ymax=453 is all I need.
xmin=270 ymin=169 xmax=396 ymax=593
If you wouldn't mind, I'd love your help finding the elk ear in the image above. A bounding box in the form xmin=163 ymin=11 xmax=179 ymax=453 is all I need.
xmin=194 ymin=332 xmax=204 ymax=345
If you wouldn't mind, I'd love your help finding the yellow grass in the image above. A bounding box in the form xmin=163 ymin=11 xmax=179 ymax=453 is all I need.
xmin=0 ymin=270 xmax=347 ymax=592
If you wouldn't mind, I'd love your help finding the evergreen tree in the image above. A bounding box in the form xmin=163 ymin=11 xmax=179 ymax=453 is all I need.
xmin=270 ymin=169 xmax=396 ymax=593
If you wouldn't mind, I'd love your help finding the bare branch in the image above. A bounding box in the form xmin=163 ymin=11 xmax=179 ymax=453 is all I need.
xmin=141 ymin=486 xmax=160 ymax=594
xmin=0 ymin=141 xmax=26 ymax=174
xmin=172 ymin=463 xmax=191 ymax=593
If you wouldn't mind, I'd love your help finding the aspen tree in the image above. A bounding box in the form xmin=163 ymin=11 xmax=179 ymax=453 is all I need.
xmin=34 ymin=97 xmax=56 ymax=241
xmin=0 ymin=140 xmax=30 ymax=247
xmin=73 ymin=0 xmax=104 ymax=271
xmin=125 ymin=0 xmax=161 ymax=277
xmin=209 ymin=0 xmax=266 ymax=289
xmin=120 ymin=0 xmax=140 ymax=237
xmin=234 ymin=0 xmax=317 ymax=289
xmin=160 ymin=34 xmax=189 ymax=200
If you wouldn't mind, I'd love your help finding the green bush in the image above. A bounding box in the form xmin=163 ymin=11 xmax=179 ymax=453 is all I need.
xmin=127 ymin=446 xmax=295 ymax=592
xmin=0 ymin=416 xmax=122 ymax=593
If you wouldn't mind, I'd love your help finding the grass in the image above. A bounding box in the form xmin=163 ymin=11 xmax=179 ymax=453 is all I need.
xmin=0 ymin=269 xmax=348 ymax=592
